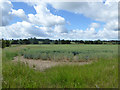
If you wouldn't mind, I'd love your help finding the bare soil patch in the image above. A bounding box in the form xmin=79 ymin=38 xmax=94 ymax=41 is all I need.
xmin=13 ymin=56 xmax=92 ymax=71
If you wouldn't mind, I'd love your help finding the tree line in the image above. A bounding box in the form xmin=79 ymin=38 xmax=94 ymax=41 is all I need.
xmin=1 ymin=37 xmax=120 ymax=48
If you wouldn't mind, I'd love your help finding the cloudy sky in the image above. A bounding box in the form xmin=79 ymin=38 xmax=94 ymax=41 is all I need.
xmin=0 ymin=0 xmax=119 ymax=40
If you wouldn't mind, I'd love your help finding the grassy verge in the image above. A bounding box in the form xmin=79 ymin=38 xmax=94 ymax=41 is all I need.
xmin=2 ymin=45 xmax=118 ymax=88
xmin=2 ymin=58 xmax=118 ymax=88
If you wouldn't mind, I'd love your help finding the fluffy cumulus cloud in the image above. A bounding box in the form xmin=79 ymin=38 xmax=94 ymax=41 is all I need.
xmin=97 ymin=28 xmax=118 ymax=40
xmin=50 ymin=27 xmax=97 ymax=40
xmin=27 ymin=2 xmax=65 ymax=27
xmin=104 ymin=20 xmax=118 ymax=31
xmin=48 ymin=1 xmax=118 ymax=40
xmin=0 ymin=0 xmax=119 ymax=40
xmin=69 ymin=28 xmax=97 ymax=40
xmin=90 ymin=23 xmax=100 ymax=28
xmin=2 ymin=21 xmax=48 ymax=39
xmin=51 ymin=27 xmax=118 ymax=40
xmin=11 ymin=9 xmax=28 ymax=21
xmin=0 ymin=0 xmax=67 ymax=39
xmin=49 ymin=2 xmax=118 ymax=22
xmin=0 ymin=0 xmax=13 ymax=26
xmin=54 ymin=25 xmax=68 ymax=33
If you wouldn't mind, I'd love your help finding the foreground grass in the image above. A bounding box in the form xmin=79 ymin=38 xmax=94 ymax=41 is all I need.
xmin=2 ymin=45 xmax=118 ymax=88
xmin=3 ymin=58 xmax=118 ymax=88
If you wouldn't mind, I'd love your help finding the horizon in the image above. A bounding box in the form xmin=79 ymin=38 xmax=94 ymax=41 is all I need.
xmin=0 ymin=0 xmax=119 ymax=40
xmin=1 ymin=37 xmax=119 ymax=41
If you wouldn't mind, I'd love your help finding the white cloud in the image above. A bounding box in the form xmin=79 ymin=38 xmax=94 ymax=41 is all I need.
xmin=49 ymin=2 xmax=118 ymax=22
xmin=97 ymin=28 xmax=118 ymax=40
xmin=67 ymin=28 xmax=97 ymax=40
xmin=105 ymin=0 xmax=119 ymax=5
xmin=90 ymin=23 xmax=100 ymax=28
xmin=50 ymin=28 xmax=118 ymax=40
xmin=0 ymin=0 xmax=68 ymax=39
xmin=11 ymin=9 xmax=28 ymax=21
xmin=1 ymin=21 xmax=48 ymax=39
xmin=0 ymin=0 xmax=118 ymax=40
xmin=104 ymin=20 xmax=118 ymax=31
xmin=27 ymin=1 xmax=65 ymax=27
xmin=48 ymin=2 xmax=118 ymax=40
xmin=0 ymin=0 xmax=13 ymax=26
xmin=54 ymin=25 xmax=68 ymax=33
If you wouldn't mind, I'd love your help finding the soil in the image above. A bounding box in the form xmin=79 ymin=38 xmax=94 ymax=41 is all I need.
xmin=13 ymin=56 xmax=92 ymax=71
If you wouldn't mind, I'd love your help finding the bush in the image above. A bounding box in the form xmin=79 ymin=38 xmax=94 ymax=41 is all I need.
xmin=2 ymin=40 xmax=6 ymax=48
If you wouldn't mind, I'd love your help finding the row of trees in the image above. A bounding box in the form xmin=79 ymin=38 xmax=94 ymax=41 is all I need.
xmin=1 ymin=38 xmax=120 ymax=48
xmin=1 ymin=39 xmax=11 ymax=48
xmin=11 ymin=38 xmax=39 ymax=44
xmin=72 ymin=40 xmax=120 ymax=44
xmin=73 ymin=40 xmax=103 ymax=44
xmin=10 ymin=38 xmax=71 ymax=44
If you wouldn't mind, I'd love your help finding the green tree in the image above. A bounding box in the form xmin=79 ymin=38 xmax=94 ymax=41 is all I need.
xmin=61 ymin=40 xmax=65 ymax=44
xmin=11 ymin=40 xmax=19 ymax=44
xmin=33 ymin=37 xmax=39 ymax=44
xmin=42 ymin=39 xmax=50 ymax=44
xmin=2 ymin=39 xmax=6 ymax=48
xmin=23 ymin=39 xmax=31 ymax=44
xmin=54 ymin=40 xmax=58 ymax=44
xmin=6 ymin=40 xmax=11 ymax=47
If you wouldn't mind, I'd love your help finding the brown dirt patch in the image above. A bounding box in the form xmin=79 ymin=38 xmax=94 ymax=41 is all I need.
xmin=13 ymin=56 xmax=92 ymax=71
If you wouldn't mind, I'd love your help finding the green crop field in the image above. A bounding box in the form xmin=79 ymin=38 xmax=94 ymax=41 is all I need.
xmin=2 ymin=44 xmax=118 ymax=88
xmin=21 ymin=45 xmax=118 ymax=61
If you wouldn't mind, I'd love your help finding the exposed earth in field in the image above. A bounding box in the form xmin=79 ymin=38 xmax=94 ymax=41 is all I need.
xmin=13 ymin=56 xmax=92 ymax=71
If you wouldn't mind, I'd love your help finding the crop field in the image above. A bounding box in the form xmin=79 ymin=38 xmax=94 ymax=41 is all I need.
xmin=21 ymin=45 xmax=117 ymax=61
xmin=2 ymin=45 xmax=118 ymax=88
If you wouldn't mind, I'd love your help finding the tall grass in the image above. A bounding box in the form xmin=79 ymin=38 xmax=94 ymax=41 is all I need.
xmin=2 ymin=57 xmax=118 ymax=88
xmin=2 ymin=46 xmax=25 ymax=62
xmin=2 ymin=45 xmax=118 ymax=88
xmin=21 ymin=45 xmax=117 ymax=61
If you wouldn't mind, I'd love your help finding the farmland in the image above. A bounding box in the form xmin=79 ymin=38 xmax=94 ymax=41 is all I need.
xmin=21 ymin=45 xmax=117 ymax=61
xmin=2 ymin=44 xmax=118 ymax=88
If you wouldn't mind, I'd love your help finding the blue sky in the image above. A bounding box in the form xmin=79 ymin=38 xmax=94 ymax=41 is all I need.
xmin=47 ymin=4 xmax=105 ymax=31
xmin=1 ymin=0 xmax=118 ymax=40
xmin=10 ymin=2 xmax=36 ymax=24
xmin=11 ymin=2 xmax=105 ymax=32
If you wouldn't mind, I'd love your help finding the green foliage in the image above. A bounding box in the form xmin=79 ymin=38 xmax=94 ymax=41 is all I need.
xmin=2 ymin=56 xmax=118 ymax=88
xmin=23 ymin=39 xmax=31 ymax=44
xmin=2 ymin=46 xmax=24 ymax=61
xmin=21 ymin=45 xmax=118 ymax=61
xmin=11 ymin=40 xmax=19 ymax=44
xmin=8 ymin=38 xmax=120 ymax=45
xmin=42 ymin=39 xmax=50 ymax=44
xmin=2 ymin=45 xmax=118 ymax=88
xmin=28 ymin=37 xmax=39 ymax=44
xmin=0 ymin=39 xmax=11 ymax=48
xmin=6 ymin=40 xmax=11 ymax=47
xmin=2 ymin=39 xmax=11 ymax=48
xmin=2 ymin=40 xmax=6 ymax=48
xmin=54 ymin=40 xmax=58 ymax=44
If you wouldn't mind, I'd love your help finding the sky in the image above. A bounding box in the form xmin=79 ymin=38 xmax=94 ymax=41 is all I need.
xmin=0 ymin=0 xmax=119 ymax=40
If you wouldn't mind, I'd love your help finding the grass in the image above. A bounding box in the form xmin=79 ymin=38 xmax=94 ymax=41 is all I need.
xmin=2 ymin=44 xmax=118 ymax=88
xmin=0 ymin=48 xmax=2 ymax=89
xmin=21 ymin=44 xmax=117 ymax=61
